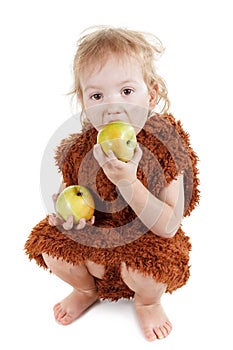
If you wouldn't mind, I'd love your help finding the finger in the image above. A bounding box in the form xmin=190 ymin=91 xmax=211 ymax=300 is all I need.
xmin=106 ymin=150 xmax=122 ymax=167
xmin=48 ymin=214 xmax=56 ymax=226
xmin=93 ymin=143 xmax=104 ymax=157
xmin=52 ymin=193 xmax=59 ymax=207
xmin=90 ymin=215 xmax=95 ymax=225
xmin=130 ymin=144 xmax=142 ymax=164
xmin=48 ymin=214 xmax=64 ymax=226
xmin=107 ymin=149 xmax=117 ymax=160
xmin=63 ymin=215 xmax=74 ymax=230
xmin=93 ymin=144 xmax=115 ymax=167
xmin=85 ymin=215 xmax=95 ymax=226
xmin=74 ymin=218 xmax=86 ymax=230
xmin=60 ymin=181 xmax=66 ymax=192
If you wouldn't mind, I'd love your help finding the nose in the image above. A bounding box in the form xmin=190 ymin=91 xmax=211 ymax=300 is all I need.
xmin=103 ymin=94 xmax=125 ymax=115
xmin=106 ymin=104 xmax=123 ymax=115
xmin=103 ymin=103 xmax=125 ymax=124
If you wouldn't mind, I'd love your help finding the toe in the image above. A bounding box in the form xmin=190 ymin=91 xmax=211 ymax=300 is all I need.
xmin=154 ymin=322 xmax=172 ymax=339
xmin=53 ymin=303 xmax=66 ymax=322
xmin=56 ymin=309 xmax=66 ymax=322
xmin=59 ymin=314 xmax=73 ymax=325
xmin=144 ymin=328 xmax=157 ymax=342
xmin=53 ymin=303 xmax=61 ymax=318
xmin=164 ymin=321 xmax=172 ymax=336
xmin=154 ymin=327 xmax=164 ymax=339
xmin=160 ymin=325 xmax=168 ymax=337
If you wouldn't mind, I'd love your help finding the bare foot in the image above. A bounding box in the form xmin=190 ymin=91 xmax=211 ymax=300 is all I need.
xmin=53 ymin=289 xmax=98 ymax=325
xmin=134 ymin=300 xmax=172 ymax=341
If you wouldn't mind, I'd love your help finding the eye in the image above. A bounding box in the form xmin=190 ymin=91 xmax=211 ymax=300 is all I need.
xmin=122 ymin=88 xmax=134 ymax=96
xmin=90 ymin=93 xmax=103 ymax=101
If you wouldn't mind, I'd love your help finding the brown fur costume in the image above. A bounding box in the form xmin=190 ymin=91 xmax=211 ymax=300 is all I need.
xmin=24 ymin=113 xmax=199 ymax=301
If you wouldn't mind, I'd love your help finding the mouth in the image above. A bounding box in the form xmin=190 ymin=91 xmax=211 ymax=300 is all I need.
xmin=107 ymin=118 xmax=124 ymax=124
xmin=104 ymin=115 xmax=128 ymax=124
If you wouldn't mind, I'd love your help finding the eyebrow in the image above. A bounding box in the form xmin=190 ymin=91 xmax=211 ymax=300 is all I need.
xmin=84 ymin=85 xmax=101 ymax=93
xmin=119 ymin=80 xmax=139 ymax=86
xmin=84 ymin=80 xmax=139 ymax=93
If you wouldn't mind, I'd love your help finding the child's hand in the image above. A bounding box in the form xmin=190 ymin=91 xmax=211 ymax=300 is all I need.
xmin=48 ymin=186 xmax=95 ymax=230
xmin=93 ymin=143 xmax=142 ymax=187
xmin=48 ymin=213 xmax=95 ymax=230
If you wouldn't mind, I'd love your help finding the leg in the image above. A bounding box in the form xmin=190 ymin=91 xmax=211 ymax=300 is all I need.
xmin=121 ymin=262 xmax=172 ymax=341
xmin=42 ymin=253 xmax=104 ymax=325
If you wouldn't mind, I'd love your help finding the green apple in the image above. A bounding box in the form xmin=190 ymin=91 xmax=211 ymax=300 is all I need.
xmin=97 ymin=121 xmax=137 ymax=162
xmin=56 ymin=185 xmax=95 ymax=224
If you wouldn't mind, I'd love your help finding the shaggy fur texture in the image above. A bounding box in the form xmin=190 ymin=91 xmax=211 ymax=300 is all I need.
xmin=24 ymin=113 xmax=200 ymax=301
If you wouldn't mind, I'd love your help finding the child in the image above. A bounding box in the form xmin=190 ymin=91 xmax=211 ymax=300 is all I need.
xmin=25 ymin=26 xmax=199 ymax=342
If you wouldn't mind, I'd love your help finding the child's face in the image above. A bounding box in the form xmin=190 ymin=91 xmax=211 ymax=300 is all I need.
xmin=80 ymin=55 xmax=157 ymax=133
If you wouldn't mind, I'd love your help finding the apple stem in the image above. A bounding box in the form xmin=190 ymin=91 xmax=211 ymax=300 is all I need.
xmin=77 ymin=192 xmax=82 ymax=196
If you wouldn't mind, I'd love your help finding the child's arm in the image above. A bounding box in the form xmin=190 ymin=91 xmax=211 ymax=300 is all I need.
xmin=118 ymin=173 xmax=184 ymax=238
xmin=93 ymin=144 xmax=184 ymax=238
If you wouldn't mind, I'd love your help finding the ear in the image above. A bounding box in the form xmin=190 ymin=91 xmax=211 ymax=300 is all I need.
xmin=149 ymin=84 xmax=158 ymax=109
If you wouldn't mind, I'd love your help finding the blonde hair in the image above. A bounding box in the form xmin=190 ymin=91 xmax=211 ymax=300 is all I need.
xmin=70 ymin=26 xmax=170 ymax=123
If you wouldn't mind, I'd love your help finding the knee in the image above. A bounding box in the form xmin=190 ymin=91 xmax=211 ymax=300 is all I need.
xmin=120 ymin=262 xmax=167 ymax=297
xmin=42 ymin=253 xmax=70 ymax=274
xmin=85 ymin=260 xmax=105 ymax=279
xmin=120 ymin=262 xmax=154 ymax=292
xmin=120 ymin=262 xmax=138 ymax=292
xmin=120 ymin=262 xmax=136 ymax=290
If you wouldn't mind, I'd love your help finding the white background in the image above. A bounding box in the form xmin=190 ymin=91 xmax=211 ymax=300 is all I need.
xmin=0 ymin=0 xmax=232 ymax=349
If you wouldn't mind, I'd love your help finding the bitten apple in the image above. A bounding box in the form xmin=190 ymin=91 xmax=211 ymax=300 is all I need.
xmin=97 ymin=121 xmax=137 ymax=162
xmin=56 ymin=185 xmax=95 ymax=224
